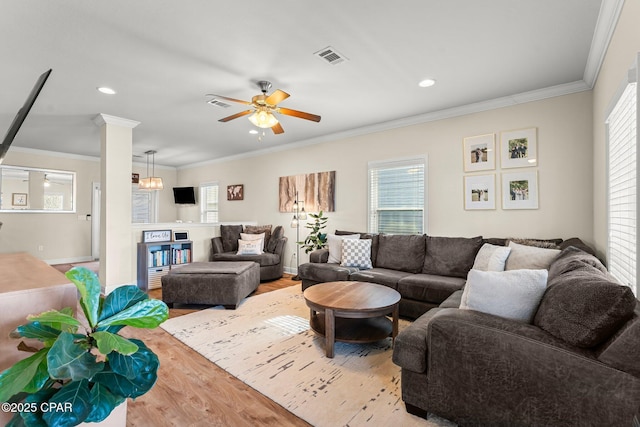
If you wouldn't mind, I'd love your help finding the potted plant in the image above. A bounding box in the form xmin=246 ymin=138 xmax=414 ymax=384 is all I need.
xmin=0 ymin=267 xmax=169 ymax=426
xmin=299 ymin=211 xmax=328 ymax=254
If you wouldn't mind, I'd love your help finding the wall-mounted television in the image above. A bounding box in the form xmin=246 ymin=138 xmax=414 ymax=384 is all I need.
xmin=0 ymin=69 xmax=52 ymax=165
xmin=173 ymin=186 xmax=196 ymax=204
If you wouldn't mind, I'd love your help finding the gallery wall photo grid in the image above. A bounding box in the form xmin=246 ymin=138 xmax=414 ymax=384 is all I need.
xmin=463 ymin=127 xmax=539 ymax=210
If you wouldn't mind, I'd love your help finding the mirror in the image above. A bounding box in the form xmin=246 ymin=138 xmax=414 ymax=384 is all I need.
xmin=0 ymin=165 xmax=76 ymax=213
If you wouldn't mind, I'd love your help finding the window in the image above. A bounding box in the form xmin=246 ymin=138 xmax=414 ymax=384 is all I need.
xmin=369 ymin=157 xmax=426 ymax=234
xmin=200 ymin=182 xmax=219 ymax=223
xmin=132 ymin=187 xmax=158 ymax=223
xmin=607 ymin=63 xmax=638 ymax=296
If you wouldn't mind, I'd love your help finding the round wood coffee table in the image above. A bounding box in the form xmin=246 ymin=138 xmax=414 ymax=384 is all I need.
xmin=303 ymin=281 xmax=401 ymax=358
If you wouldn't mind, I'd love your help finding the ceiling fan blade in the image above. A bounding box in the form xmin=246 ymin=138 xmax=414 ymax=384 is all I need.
xmin=265 ymin=89 xmax=290 ymax=106
xmin=218 ymin=110 xmax=253 ymax=122
xmin=206 ymin=94 xmax=251 ymax=105
xmin=271 ymin=122 xmax=284 ymax=134
xmin=278 ymin=107 xmax=321 ymax=122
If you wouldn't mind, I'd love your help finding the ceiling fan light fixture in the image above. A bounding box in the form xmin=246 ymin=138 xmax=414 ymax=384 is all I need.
xmin=248 ymin=110 xmax=279 ymax=128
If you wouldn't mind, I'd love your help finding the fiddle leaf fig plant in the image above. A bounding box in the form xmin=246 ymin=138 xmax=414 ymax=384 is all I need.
xmin=0 ymin=266 xmax=169 ymax=426
xmin=299 ymin=211 xmax=329 ymax=254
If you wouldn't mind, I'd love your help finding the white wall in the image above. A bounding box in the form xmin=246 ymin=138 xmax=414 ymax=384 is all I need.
xmin=178 ymin=91 xmax=594 ymax=273
xmin=0 ymin=148 xmax=179 ymax=263
xmin=592 ymin=0 xmax=640 ymax=260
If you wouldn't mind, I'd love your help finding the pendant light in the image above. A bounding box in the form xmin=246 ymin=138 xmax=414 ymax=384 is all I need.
xmin=138 ymin=150 xmax=163 ymax=190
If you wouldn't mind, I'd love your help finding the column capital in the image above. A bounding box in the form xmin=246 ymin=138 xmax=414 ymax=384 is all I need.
xmin=93 ymin=113 xmax=140 ymax=129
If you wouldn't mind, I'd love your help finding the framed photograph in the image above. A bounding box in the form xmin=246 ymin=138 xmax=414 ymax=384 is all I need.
xmin=12 ymin=193 xmax=28 ymax=206
xmin=502 ymin=171 xmax=539 ymax=209
xmin=142 ymin=229 xmax=172 ymax=243
xmin=131 ymin=173 xmax=139 ymax=184
xmin=227 ymin=184 xmax=244 ymax=201
xmin=464 ymin=174 xmax=496 ymax=210
xmin=500 ymin=127 xmax=537 ymax=168
xmin=463 ymin=133 xmax=495 ymax=172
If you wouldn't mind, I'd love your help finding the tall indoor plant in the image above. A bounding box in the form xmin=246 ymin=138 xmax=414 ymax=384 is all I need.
xmin=0 ymin=267 xmax=169 ymax=426
xmin=299 ymin=211 xmax=328 ymax=254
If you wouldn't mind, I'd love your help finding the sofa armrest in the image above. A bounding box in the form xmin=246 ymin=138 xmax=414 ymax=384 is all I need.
xmin=269 ymin=236 xmax=288 ymax=257
xmin=420 ymin=309 xmax=640 ymax=424
xmin=211 ymin=237 xmax=224 ymax=256
xmin=309 ymin=248 xmax=329 ymax=263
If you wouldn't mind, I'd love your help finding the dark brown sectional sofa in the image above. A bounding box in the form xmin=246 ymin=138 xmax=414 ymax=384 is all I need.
xmin=393 ymin=246 xmax=640 ymax=426
xmin=298 ymin=230 xmax=588 ymax=319
xmin=299 ymin=231 xmax=640 ymax=425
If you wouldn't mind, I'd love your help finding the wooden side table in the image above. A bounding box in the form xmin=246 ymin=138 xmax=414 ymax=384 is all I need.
xmin=303 ymin=281 xmax=401 ymax=358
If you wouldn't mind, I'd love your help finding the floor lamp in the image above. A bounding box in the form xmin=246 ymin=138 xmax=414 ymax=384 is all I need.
xmin=290 ymin=191 xmax=307 ymax=280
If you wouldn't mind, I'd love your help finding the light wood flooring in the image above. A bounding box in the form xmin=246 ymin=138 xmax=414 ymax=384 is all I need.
xmin=121 ymin=274 xmax=312 ymax=427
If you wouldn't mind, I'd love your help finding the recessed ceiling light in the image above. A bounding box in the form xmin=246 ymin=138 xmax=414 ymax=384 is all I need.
xmin=249 ymin=129 xmax=259 ymax=135
xmin=418 ymin=79 xmax=436 ymax=88
xmin=97 ymin=87 xmax=116 ymax=95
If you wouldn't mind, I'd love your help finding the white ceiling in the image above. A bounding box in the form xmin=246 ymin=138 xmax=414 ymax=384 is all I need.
xmin=0 ymin=0 xmax=608 ymax=168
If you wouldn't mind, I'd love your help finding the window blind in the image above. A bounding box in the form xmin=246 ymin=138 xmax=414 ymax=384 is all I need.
xmin=607 ymin=82 xmax=637 ymax=295
xmin=132 ymin=189 xmax=156 ymax=223
xmin=200 ymin=183 xmax=219 ymax=223
xmin=369 ymin=158 xmax=425 ymax=234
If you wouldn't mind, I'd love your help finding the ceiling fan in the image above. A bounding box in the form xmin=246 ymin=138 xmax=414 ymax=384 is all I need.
xmin=207 ymin=81 xmax=321 ymax=135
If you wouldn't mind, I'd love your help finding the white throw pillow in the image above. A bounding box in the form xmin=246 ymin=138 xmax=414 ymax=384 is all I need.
xmin=240 ymin=232 xmax=265 ymax=251
xmin=460 ymin=269 xmax=548 ymax=323
xmin=472 ymin=243 xmax=512 ymax=271
xmin=504 ymin=241 xmax=560 ymax=270
xmin=327 ymin=233 xmax=360 ymax=263
xmin=341 ymin=239 xmax=373 ymax=269
xmin=236 ymin=239 xmax=262 ymax=255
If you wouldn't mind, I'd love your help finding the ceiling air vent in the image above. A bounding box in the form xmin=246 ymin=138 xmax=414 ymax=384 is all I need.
xmin=207 ymin=98 xmax=232 ymax=108
xmin=314 ymin=46 xmax=348 ymax=65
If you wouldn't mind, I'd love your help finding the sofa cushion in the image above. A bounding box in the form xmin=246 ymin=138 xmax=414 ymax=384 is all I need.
xmin=298 ymin=262 xmax=359 ymax=283
xmin=236 ymin=239 xmax=262 ymax=255
xmin=422 ymin=236 xmax=483 ymax=278
xmin=472 ymin=243 xmax=512 ymax=271
xmin=505 ymin=241 xmax=560 ymax=270
xmin=240 ymin=232 xmax=265 ymax=251
xmin=327 ymin=233 xmax=360 ymax=263
xmin=340 ymin=238 xmax=372 ymax=269
xmin=376 ymin=234 xmax=426 ymax=273
xmin=506 ymin=238 xmax=561 ymax=249
xmin=265 ymin=225 xmax=284 ymax=253
xmin=534 ymin=264 xmax=637 ymax=348
xmin=336 ymin=230 xmax=379 ymax=265
xmin=548 ymin=246 xmax=607 ymax=281
xmin=243 ymin=224 xmax=272 ymax=247
xmin=211 ymin=252 xmax=280 ymax=267
xmin=220 ymin=224 xmax=243 ymax=252
xmin=392 ymin=307 xmax=443 ymax=373
xmin=460 ymin=269 xmax=548 ymax=323
xmin=349 ymin=267 xmax=412 ymax=290
xmin=398 ymin=274 xmax=466 ymax=304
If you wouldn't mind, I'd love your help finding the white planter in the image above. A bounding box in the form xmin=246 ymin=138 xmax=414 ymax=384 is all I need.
xmin=79 ymin=400 xmax=127 ymax=427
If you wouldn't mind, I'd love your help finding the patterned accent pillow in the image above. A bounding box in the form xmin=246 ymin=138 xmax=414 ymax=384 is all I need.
xmin=341 ymin=239 xmax=372 ymax=269
xmin=236 ymin=239 xmax=262 ymax=255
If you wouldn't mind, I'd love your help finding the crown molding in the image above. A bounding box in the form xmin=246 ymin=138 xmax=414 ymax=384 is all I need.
xmin=93 ymin=113 xmax=140 ymax=129
xmin=583 ymin=0 xmax=625 ymax=88
xmin=179 ymin=80 xmax=591 ymax=170
xmin=7 ymin=146 xmax=101 ymax=162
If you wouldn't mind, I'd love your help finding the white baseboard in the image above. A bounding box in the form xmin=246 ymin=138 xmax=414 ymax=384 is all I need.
xmin=284 ymin=266 xmax=298 ymax=275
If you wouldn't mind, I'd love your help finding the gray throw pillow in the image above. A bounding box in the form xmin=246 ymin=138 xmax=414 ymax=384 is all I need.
xmin=422 ymin=236 xmax=483 ymax=278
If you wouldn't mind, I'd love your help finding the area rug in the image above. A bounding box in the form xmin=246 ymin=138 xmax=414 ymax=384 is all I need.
xmin=160 ymin=284 xmax=456 ymax=427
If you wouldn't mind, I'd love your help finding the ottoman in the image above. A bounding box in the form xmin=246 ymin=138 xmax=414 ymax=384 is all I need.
xmin=161 ymin=261 xmax=260 ymax=309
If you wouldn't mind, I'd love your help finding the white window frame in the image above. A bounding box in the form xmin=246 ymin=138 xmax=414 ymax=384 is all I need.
xmin=132 ymin=186 xmax=158 ymax=224
xmin=606 ymin=55 xmax=638 ymax=296
xmin=368 ymin=156 xmax=427 ymax=235
xmin=200 ymin=182 xmax=219 ymax=223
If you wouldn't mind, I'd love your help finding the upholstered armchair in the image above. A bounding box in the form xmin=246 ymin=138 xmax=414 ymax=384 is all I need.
xmin=210 ymin=225 xmax=288 ymax=281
